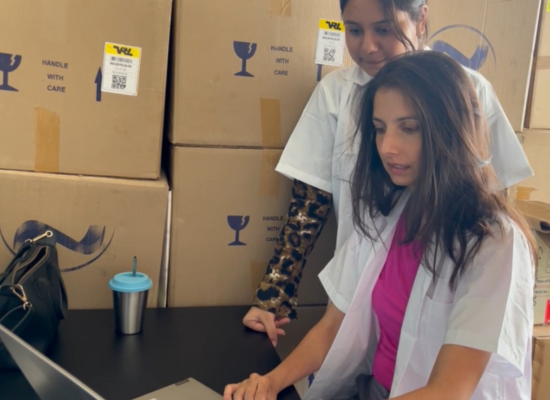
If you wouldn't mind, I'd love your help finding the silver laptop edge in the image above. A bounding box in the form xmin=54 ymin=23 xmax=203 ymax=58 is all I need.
xmin=0 ymin=322 xmax=222 ymax=400
xmin=0 ymin=322 xmax=104 ymax=399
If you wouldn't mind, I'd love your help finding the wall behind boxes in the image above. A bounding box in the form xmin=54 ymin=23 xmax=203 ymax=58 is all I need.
xmin=527 ymin=1 xmax=550 ymax=130
xmin=521 ymin=2 xmax=550 ymax=217
xmin=517 ymin=3 xmax=550 ymax=385
xmin=0 ymin=0 xmax=173 ymax=309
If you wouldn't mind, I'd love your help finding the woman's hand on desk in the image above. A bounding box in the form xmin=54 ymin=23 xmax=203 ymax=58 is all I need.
xmin=224 ymin=372 xmax=279 ymax=400
xmin=243 ymin=307 xmax=290 ymax=347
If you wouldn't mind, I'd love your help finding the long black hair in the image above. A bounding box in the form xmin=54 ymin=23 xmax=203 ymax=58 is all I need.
xmin=351 ymin=51 xmax=536 ymax=287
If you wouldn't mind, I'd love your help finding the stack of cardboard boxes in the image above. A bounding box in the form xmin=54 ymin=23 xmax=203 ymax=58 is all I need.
xmin=166 ymin=0 xmax=348 ymax=308
xmin=426 ymin=0 xmax=542 ymax=205
xmin=428 ymin=0 xmax=542 ymax=133
xmin=509 ymin=2 xmax=550 ymax=398
xmin=523 ymin=2 xmax=550 ymax=204
xmin=2 ymin=0 xmax=550 ymax=396
xmin=0 ymin=0 xmax=172 ymax=309
xmin=515 ymin=200 xmax=550 ymax=399
xmin=533 ymin=325 xmax=550 ymax=399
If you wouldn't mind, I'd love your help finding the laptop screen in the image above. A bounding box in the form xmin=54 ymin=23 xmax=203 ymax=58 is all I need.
xmin=0 ymin=323 xmax=104 ymax=400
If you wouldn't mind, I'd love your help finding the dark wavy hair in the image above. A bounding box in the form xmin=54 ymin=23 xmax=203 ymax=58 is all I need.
xmin=340 ymin=0 xmax=428 ymax=50
xmin=351 ymin=51 xmax=536 ymax=287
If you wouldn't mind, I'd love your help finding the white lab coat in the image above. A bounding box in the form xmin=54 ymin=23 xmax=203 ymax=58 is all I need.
xmin=303 ymin=193 xmax=534 ymax=400
xmin=275 ymin=62 xmax=533 ymax=252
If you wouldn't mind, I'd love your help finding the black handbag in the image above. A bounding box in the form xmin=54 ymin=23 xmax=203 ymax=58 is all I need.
xmin=0 ymin=230 xmax=68 ymax=369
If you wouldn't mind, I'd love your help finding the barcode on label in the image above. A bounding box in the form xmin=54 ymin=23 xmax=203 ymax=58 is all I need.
xmin=111 ymin=56 xmax=133 ymax=64
xmin=323 ymin=47 xmax=336 ymax=63
xmin=111 ymin=74 xmax=127 ymax=90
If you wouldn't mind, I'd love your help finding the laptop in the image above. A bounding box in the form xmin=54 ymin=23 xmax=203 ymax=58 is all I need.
xmin=0 ymin=323 xmax=222 ymax=400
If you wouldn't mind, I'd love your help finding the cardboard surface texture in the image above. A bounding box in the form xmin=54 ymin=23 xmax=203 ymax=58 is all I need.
xmin=532 ymin=325 xmax=550 ymax=400
xmin=0 ymin=170 xmax=169 ymax=309
xmin=528 ymin=1 xmax=550 ymax=129
xmin=169 ymin=0 xmax=352 ymax=147
xmin=521 ymin=130 xmax=550 ymax=204
xmin=0 ymin=0 xmax=172 ymax=179
xmin=428 ymin=0 xmax=541 ymax=132
xmin=168 ymin=146 xmax=334 ymax=307
xmin=516 ymin=200 xmax=550 ymax=325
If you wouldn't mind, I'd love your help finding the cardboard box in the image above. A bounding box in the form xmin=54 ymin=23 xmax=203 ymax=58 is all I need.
xmin=428 ymin=0 xmax=541 ymax=132
xmin=516 ymin=200 xmax=550 ymax=325
xmin=532 ymin=326 xmax=550 ymax=400
xmin=527 ymin=2 xmax=550 ymax=129
xmin=520 ymin=130 xmax=550 ymax=204
xmin=0 ymin=170 xmax=169 ymax=309
xmin=169 ymin=0 xmax=352 ymax=147
xmin=0 ymin=0 xmax=172 ymax=179
xmin=168 ymin=146 xmax=334 ymax=307
xmin=503 ymin=133 xmax=527 ymax=205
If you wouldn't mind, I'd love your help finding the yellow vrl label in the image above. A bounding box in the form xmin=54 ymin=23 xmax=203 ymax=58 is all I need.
xmin=105 ymin=42 xmax=141 ymax=59
xmin=319 ymin=19 xmax=345 ymax=32
xmin=547 ymin=0 xmax=550 ymax=12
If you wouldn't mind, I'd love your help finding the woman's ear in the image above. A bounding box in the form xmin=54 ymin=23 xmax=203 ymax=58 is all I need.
xmin=416 ymin=5 xmax=429 ymax=39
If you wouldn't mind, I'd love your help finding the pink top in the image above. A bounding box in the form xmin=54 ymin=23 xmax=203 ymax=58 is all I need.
xmin=371 ymin=216 xmax=423 ymax=391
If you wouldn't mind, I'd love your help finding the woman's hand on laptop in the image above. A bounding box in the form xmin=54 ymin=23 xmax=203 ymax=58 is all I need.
xmin=224 ymin=372 xmax=279 ymax=400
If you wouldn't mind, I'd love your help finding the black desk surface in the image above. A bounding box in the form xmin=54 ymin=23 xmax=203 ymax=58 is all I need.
xmin=0 ymin=306 xmax=300 ymax=400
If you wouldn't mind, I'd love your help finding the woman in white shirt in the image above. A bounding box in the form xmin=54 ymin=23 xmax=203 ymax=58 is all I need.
xmin=244 ymin=0 xmax=533 ymax=344
xmin=226 ymin=51 xmax=536 ymax=400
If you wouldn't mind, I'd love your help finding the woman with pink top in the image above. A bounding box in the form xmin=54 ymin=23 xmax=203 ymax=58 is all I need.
xmin=244 ymin=0 xmax=532 ymax=348
xmin=225 ymin=51 xmax=536 ymax=400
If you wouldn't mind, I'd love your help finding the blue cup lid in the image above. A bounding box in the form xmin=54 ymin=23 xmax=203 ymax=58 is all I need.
xmin=109 ymin=272 xmax=152 ymax=293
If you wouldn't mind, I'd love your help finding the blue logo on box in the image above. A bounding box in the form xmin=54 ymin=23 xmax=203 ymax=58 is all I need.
xmin=233 ymin=41 xmax=257 ymax=77
xmin=0 ymin=221 xmax=114 ymax=272
xmin=0 ymin=52 xmax=22 ymax=92
xmin=429 ymin=24 xmax=496 ymax=71
xmin=227 ymin=216 xmax=250 ymax=246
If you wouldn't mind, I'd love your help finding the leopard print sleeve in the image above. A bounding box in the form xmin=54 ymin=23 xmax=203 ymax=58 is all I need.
xmin=252 ymin=179 xmax=332 ymax=319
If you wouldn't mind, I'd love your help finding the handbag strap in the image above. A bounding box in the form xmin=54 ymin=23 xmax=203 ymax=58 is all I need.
xmin=0 ymin=242 xmax=33 ymax=284
xmin=0 ymin=303 xmax=33 ymax=333
xmin=0 ymin=284 xmax=32 ymax=311
xmin=0 ymin=231 xmax=55 ymax=285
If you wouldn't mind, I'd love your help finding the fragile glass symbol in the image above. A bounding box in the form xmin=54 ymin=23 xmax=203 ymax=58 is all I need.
xmin=227 ymin=216 xmax=250 ymax=246
xmin=233 ymin=42 xmax=257 ymax=77
xmin=0 ymin=53 xmax=22 ymax=92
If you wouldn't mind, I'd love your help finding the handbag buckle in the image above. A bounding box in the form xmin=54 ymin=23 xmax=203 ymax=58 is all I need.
xmin=10 ymin=284 xmax=31 ymax=310
xmin=25 ymin=230 xmax=53 ymax=244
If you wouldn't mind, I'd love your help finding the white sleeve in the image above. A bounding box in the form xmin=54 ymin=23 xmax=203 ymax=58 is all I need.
xmin=473 ymin=74 xmax=534 ymax=188
xmin=318 ymin=232 xmax=363 ymax=313
xmin=275 ymin=75 xmax=339 ymax=193
xmin=444 ymin=221 xmax=534 ymax=377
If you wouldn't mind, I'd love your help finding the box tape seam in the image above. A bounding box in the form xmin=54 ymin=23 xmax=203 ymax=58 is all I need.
xmin=260 ymin=98 xmax=282 ymax=148
xmin=34 ymin=107 xmax=60 ymax=173
xmin=259 ymin=150 xmax=280 ymax=198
